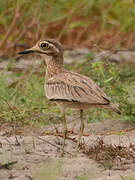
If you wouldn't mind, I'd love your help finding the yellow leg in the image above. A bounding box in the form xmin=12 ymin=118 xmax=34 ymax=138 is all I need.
xmin=60 ymin=111 xmax=67 ymax=157
xmin=74 ymin=109 xmax=84 ymax=156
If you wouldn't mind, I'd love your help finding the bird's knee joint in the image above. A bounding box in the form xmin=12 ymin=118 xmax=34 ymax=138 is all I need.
xmin=80 ymin=124 xmax=84 ymax=131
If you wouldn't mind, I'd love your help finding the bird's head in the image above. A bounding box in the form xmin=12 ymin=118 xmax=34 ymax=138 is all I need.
xmin=18 ymin=39 xmax=63 ymax=65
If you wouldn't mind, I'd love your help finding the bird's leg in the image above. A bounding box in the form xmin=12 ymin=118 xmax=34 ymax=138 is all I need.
xmin=60 ymin=110 xmax=67 ymax=157
xmin=74 ymin=109 xmax=84 ymax=156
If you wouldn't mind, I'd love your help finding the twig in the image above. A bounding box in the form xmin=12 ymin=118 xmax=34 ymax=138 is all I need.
xmin=58 ymin=1 xmax=86 ymax=40
xmin=93 ymin=44 xmax=135 ymax=62
xmin=11 ymin=16 xmax=36 ymax=48
xmin=55 ymin=133 xmax=77 ymax=143
xmin=32 ymin=136 xmax=36 ymax=150
xmin=0 ymin=161 xmax=17 ymax=170
xmin=5 ymin=138 xmax=13 ymax=149
xmin=0 ymin=96 xmax=21 ymax=146
xmin=37 ymin=136 xmax=73 ymax=156
xmin=44 ymin=131 xmax=89 ymax=143
xmin=0 ymin=9 xmax=20 ymax=53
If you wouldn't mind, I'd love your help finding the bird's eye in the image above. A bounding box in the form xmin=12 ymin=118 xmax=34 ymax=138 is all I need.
xmin=40 ymin=43 xmax=49 ymax=50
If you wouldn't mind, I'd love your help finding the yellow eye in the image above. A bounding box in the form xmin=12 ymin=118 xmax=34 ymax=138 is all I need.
xmin=40 ymin=42 xmax=49 ymax=50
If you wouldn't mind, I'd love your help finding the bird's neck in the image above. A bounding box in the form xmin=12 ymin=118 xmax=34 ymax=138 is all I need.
xmin=45 ymin=56 xmax=64 ymax=81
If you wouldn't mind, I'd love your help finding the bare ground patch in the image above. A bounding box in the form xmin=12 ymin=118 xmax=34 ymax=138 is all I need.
xmin=0 ymin=119 xmax=135 ymax=180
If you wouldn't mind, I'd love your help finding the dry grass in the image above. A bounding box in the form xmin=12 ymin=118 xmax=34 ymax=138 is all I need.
xmin=82 ymin=137 xmax=135 ymax=170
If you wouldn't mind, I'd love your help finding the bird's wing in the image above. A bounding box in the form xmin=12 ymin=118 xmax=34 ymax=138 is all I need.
xmin=45 ymin=71 xmax=110 ymax=105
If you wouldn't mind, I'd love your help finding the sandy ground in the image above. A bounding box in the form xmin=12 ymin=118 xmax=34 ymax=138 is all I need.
xmin=0 ymin=119 xmax=135 ymax=180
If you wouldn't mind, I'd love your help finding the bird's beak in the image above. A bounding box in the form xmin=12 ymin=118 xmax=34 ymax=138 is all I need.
xmin=18 ymin=45 xmax=37 ymax=55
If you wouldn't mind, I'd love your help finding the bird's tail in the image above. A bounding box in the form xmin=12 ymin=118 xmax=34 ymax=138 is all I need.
xmin=103 ymin=103 xmax=121 ymax=115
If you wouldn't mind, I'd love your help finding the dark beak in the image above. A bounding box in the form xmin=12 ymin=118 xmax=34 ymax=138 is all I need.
xmin=18 ymin=49 xmax=33 ymax=55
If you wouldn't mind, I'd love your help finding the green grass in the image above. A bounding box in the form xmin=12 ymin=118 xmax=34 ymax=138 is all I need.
xmin=0 ymin=55 xmax=135 ymax=128
xmin=75 ymin=176 xmax=85 ymax=180
xmin=0 ymin=61 xmax=61 ymax=127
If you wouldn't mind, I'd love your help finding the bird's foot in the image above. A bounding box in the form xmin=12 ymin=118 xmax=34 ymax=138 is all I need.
xmin=59 ymin=150 xmax=65 ymax=157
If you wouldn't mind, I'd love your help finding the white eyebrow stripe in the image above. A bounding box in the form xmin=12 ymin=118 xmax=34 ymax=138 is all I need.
xmin=43 ymin=41 xmax=59 ymax=53
xmin=47 ymin=42 xmax=53 ymax=47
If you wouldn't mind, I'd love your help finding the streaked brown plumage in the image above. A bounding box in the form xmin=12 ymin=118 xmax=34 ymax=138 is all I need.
xmin=18 ymin=39 xmax=121 ymax=156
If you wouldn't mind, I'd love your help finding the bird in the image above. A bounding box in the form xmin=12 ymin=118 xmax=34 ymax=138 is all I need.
xmin=18 ymin=39 xmax=121 ymax=156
